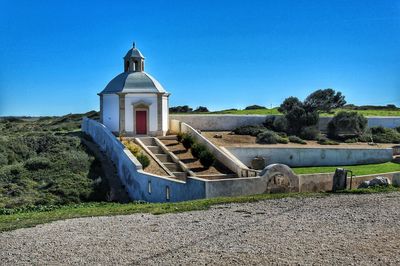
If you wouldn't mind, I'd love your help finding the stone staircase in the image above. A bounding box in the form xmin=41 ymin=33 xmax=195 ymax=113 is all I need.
xmin=138 ymin=137 xmax=187 ymax=180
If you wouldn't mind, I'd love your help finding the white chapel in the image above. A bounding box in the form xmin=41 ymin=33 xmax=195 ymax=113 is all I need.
xmin=99 ymin=42 xmax=170 ymax=136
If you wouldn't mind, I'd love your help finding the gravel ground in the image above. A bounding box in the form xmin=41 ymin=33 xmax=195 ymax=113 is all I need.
xmin=1 ymin=193 xmax=399 ymax=265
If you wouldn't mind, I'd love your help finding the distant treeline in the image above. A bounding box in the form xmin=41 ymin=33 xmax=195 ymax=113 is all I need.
xmin=342 ymin=104 xmax=398 ymax=110
xmin=169 ymin=104 xmax=399 ymax=113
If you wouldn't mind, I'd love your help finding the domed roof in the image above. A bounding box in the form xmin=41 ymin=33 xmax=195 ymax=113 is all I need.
xmin=123 ymin=42 xmax=144 ymax=59
xmin=99 ymin=72 xmax=166 ymax=94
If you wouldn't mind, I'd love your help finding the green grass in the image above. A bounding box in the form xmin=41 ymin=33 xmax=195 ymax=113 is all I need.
xmin=293 ymin=162 xmax=400 ymax=175
xmin=172 ymin=108 xmax=400 ymax=117
xmin=0 ymin=192 xmax=321 ymax=232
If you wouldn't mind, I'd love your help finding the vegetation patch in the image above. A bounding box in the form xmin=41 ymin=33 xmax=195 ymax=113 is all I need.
xmin=0 ymin=112 xmax=112 ymax=211
xmin=292 ymin=162 xmax=400 ymax=175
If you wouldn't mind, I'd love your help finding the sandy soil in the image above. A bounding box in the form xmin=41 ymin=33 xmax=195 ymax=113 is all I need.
xmin=161 ymin=139 xmax=234 ymax=176
xmin=203 ymin=131 xmax=397 ymax=148
xmin=1 ymin=193 xmax=399 ymax=265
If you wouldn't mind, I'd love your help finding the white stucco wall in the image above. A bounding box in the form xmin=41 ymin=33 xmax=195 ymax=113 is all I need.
xmin=102 ymin=94 xmax=119 ymax=132
xmin=226 ymin=147 xmax=394 ymax=167
xmin=162 ymin=95 xmax=169 ymax=132
xmin=124 ymin=94 xmax=158 ymax=133
xmin=170 ymin=114 xmax=400 ymax=131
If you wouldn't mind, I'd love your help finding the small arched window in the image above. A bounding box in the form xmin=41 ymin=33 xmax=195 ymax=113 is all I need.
xmin=125 ymin=61 xmax=129 ymax=72
xmin=134 ymin=61 xmax=139 ymax=71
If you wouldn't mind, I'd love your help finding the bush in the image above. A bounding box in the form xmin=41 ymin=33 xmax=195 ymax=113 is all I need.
xmin=327 ymin=111 xmax=367 ymax=139
xmin=369 ymin=126 xmax=400 ymax=143
xmin=233 ymin=125 xmax=266 ymax=136
xmin=176 ymin=132 xmax=184 ymax=142
xmin=182 ymin=134 xmax=194 ymax=150
xmin=24 ymin=157 xmax=51 ymax=171
xmin=395 ymin=126 xmax=400 ymax=133
xmin=256 ymin=130 xmax=288 ymax=144
xmin=137 ymin=153 xmax=150 ymax=169
xmin=300 ymin=126 xmax=320 ymax=140
xmin=263 ymin=116 xmax=275 ymax=130
xmin=245 ymin=105 xmax=266 ymax=110
xmin=191 ymin=143 xmax=207 ymax=159
xmin=317 ymin=136 xmax=339 ymax=145
xmin=199 ymin=150 xmax=216 ymax=168
xmin=344 ymin=138 xmax=358 ymax=143
xmin=122 ymin=140 xmax=141 ymax=156
xmin=273 ymin=116 xmax=288 ymax=132
xmin=288 ymin=135 xmax=307 ymax=144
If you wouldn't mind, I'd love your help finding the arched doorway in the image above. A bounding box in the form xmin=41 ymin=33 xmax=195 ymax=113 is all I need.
xmin=133 ymin=103 xmax=150 ymax=135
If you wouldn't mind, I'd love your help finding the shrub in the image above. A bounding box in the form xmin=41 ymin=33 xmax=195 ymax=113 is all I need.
xmin=344 ymin=138 xmax=358 ymax=143
xmin=122 ymin=140 xmax=141 ymax=156
xmin=256 ymin=130 xmax=288 ymax=144
xmin=137 ymin=153 xmax=150 ymax=169
xmin=369 ymin=126 xmax=400 ymax=143
xmin=233 ymin=125 xmax=266 ymax=136
xmin=273 ymin=116 xmax=288 ymax=132
xmin=327 ymin=111 xmax=367 ymax=139
xmin=191 ymin=143 xmax=207 ymax=159
xmin=317 ymin=136 xmax=339 ymax=145
xmin=256 ymin=131 xmax=278 ymax=144
xmin=176 ymin=132 xmax=184 ymax=142
xmin=0 ymin=153 xmax=8 ymax=167
xmin=300 ymin=126 xmax=320 ymax=140
xmin=263 ymin=116 xmax=275 ymax=130
xmin=199 ymin=150 xmax=216 ymax=168
xmin=395 ymin=126 xmax=400 ymax=133
xmin=288 ymin=135 xmax=307 ymax=144
xmin=182 ymin=134 xmax=194 ymax=150
xmin=24 ymin=157 xmax=51 ymax=171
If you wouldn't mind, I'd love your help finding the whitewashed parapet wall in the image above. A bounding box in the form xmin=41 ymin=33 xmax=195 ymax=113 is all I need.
xmin=170 ymin=114 xmax=400 ymax=131
xmin=171 ymin=120 xmax=257 ymax=177
xmin=226 ymin=147 xmax=394 ymax=167
xmin=81 ymin=118 xmax=206 ymax=202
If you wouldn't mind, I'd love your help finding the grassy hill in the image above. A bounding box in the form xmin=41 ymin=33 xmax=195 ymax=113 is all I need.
xmin=0 ymin=111 xmax=109 ymax=209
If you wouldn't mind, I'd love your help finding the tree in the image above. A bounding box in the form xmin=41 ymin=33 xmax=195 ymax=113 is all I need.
xmin=303 ymin=88 xmax=346 ymax=113
xmin=169 ymin=105 xmax=193 ymax=113
xmin=245 ymin=105 xmax=267 ymax=110
xmin=194 ymin=106 xmax=209 ymax=112
xmin=327 ymin=111 xmax=367 ymax=139
xmin=278 ymin=97 xmax=303 ymax=114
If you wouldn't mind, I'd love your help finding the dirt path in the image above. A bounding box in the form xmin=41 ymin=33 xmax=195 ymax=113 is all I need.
xmin=1 ymin=193 xmax=399 ymax=265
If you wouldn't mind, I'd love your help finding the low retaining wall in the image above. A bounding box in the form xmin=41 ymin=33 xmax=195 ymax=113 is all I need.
xmin=299 ymin=171 xmax=400 ymax=192
xmin=170 ymin=114 xmax=400 ymax=131
xmin=226 ymin=147 xmax=393 ymax=167
xmin=177 ymin=121 xmax=253 ymax=177
xmin=82 ymin=117 xmax=206 ymax=203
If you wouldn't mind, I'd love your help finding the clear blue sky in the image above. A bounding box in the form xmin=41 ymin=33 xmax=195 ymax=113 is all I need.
xmin=0 ymin=0 xmax=399 ymax=116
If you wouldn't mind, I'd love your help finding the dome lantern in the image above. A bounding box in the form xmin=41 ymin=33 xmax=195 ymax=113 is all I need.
xmin=123 ymin=42 xmax=145 ymax=72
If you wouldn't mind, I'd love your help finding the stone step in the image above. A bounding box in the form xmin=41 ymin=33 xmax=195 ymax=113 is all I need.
xmin=139 ymin=137 xmax=156 ymax=146
xmin=172 ymin=171 xmax=187 ymax=180
xmin=163 ymin=162 xmax=182 ymax=172
xmin=155 ymin=154 xmax=172 ymax=163
xmin=147 ymin=145 xmax=163 ymax=154
xmin=158 ymin=135 xmax=178 ymax=141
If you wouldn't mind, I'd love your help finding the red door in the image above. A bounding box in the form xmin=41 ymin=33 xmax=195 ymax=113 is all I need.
xmin=136 ymin=110 xmax=147 ymax=134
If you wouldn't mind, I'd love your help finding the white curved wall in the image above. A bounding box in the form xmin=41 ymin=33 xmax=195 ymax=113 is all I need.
xmin=102 ymin=94 xmax=119 ymax=132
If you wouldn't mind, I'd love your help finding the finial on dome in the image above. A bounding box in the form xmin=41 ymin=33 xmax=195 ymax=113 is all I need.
xmin=132 ymin=42 xmax=136 ymax=48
